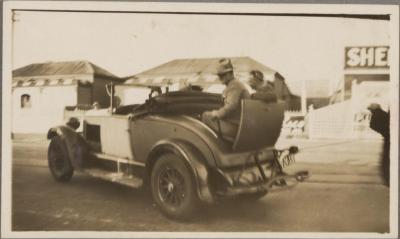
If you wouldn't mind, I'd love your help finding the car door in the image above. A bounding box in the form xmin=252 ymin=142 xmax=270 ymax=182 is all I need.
xmin=85 ymin=115 xmax=134 ymax=160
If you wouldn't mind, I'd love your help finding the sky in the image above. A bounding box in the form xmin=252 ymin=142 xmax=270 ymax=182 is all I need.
xmin=12 ymin=11 xmax=391 ymax=94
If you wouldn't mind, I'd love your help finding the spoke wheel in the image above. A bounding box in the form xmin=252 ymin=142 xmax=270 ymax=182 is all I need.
xmin=159 ymin=167 xmax=186 ymax=207
xmin=48 ymin=136 xmax=73 ymax=182
xmin=151 ymin=153 xmax=199 ymax=220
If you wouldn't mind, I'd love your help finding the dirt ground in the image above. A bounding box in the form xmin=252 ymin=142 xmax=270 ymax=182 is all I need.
xmin=6 ymin=138 xmax=391 ymax=235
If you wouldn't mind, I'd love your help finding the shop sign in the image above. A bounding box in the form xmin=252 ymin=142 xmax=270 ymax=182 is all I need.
xmin=345 ymin=46 xmax=389 ymax=68
xmin=282 ymin=115 xmax=306 ymax=137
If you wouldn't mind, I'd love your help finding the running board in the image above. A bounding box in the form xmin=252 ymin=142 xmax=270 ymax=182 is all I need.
xmin=90 ymin=152 xmax=145 ymax=167
xmin=83 ymin=168 xmax=143 ymax=188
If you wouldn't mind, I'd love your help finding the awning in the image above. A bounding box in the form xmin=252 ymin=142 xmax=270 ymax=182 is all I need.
xmin=12 ymin=77 xmax=91 ymax=88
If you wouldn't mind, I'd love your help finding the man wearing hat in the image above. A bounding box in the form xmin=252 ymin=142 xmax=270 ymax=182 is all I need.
xmin=202 ymin=58 xmax=250 ymax=140
xmin=248 ymin=69 xmax=277 ymax=103
xmin=66 ymin=117 xmax=80 ymax=131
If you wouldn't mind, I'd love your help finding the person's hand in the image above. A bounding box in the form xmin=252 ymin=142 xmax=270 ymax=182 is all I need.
xmin=211 ymin=110 xmax=218 ymax=119
xmin=210 ymin=110 xmax=218 ymax=119
xmin=202 ymin=111 xmax=218 ymax=121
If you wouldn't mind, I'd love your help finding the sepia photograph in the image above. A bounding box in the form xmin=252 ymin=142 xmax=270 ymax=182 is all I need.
xmin=1 ymin=1 xmax=399 ymax=238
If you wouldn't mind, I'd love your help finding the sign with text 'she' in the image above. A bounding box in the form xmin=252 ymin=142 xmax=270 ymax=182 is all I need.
xmin=345 ymin=46 xmax=390 ymax=68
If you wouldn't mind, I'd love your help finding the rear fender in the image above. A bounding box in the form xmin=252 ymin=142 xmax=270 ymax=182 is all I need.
xmin=47 ymin=126 xmax=87 ymax=169
xmin=146 ymin=139 xmax=214 ymax=204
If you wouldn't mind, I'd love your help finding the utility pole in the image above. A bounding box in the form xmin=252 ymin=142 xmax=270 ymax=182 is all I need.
xmin=341 ymin=77 xmax=345 ymax=102
xmin=301 ymin=79 xmax=307 ymax=115
xmin=11 ymin=11 xmax=20 ymax=69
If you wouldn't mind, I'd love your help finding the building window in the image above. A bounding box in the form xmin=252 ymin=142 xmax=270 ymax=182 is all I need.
xmin=21 ymin=94 xmax=32 ymax=108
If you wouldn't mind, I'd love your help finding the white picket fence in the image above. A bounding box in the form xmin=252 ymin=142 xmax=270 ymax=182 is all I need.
xmin=307 ymin=101 xmax=353 ymax=139
xmin=306 ymin=80 xmax=386 ymax=139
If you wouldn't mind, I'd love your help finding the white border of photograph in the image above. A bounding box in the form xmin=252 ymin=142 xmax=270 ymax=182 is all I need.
xmin=2 ymin=1 xmax=399 ymax=238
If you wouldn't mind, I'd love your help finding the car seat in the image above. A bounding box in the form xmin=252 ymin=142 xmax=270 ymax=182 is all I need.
xmin=232 ymin=99 xmax=285 ymax=152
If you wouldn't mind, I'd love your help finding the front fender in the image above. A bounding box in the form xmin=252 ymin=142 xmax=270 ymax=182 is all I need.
xmin=47 ymin=125 xmax=87 ymax=170
xmin=147 ymin=139 xmax=214 ymax=204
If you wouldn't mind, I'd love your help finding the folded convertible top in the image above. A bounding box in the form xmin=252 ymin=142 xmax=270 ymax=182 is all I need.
xmin=115 ymin=91 xmax=223 ymax=116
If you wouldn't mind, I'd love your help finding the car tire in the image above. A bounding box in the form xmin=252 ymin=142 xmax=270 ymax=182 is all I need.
xmin=48 ymin=136 xmax=74 ymax=182
xmin=151 ymin=153 xmax=199 ymax=220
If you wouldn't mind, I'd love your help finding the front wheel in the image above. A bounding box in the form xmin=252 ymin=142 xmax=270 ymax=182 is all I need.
xmin=48 ymin=136 xmax=74 ymax=182
xmin=151 ymin=153 xmax=199 ymax=220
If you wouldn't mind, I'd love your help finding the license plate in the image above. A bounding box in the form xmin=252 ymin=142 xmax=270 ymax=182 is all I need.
xmin=278 ymin=152 xmax=295 ymax=168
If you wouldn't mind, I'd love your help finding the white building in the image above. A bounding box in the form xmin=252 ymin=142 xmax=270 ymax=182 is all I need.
xmin=12 ymin=60 xmax=121 ymax=136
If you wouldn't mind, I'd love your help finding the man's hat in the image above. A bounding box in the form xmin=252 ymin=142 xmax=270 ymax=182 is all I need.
xmin=250 ymin=70 xmax=264 ymax=82
xmin=217 ymin=58 xmax=234 ymax=75
xmin=66 ymin=117 xmax=80 ymax=130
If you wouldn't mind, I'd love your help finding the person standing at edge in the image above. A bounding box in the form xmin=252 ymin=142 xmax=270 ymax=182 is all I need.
xmin=368 ymin=103 xmax=390 ymax=187
xmin=248 ymin=69 xmax=277 ymax=103
xmin=202 ymin=58 xmax=250 ymax=140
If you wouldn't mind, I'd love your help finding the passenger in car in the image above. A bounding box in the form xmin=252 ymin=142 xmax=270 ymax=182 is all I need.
xmin=202 ymin=58 xmax=250 ymax=141
xmin=66 ymin=117 xmax=80 ymax=131
xmin=248 ymin=69 xmax=277 ymax=103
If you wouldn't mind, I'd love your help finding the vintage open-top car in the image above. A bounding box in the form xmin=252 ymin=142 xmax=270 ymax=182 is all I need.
xmin=47 ymin=85 xmax=308 ymax=219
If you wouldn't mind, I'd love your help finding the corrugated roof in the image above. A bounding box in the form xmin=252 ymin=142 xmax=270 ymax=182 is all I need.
xmin=123 ymin=57 xmax=277 ymax=86
xmin=137 ymin=56 xmax=276 ymax=76
xmin=13 ymin=60 xmax=119 ymax=79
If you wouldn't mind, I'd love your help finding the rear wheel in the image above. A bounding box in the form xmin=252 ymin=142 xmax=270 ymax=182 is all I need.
xmin=48 ymin=136 xmax=73 ymax=182
xmin=151 ymin=153 xmax=199 ymax=220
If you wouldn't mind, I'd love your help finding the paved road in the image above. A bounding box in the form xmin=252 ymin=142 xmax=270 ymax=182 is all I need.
xmin=10 ymin=139 xmax=390 ymax=233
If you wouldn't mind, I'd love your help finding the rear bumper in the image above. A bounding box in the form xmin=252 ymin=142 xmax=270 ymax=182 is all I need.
xmin=212 ymin=148 xmax=308 ymax=197
xmin=219 ymin=171 xmax=309 ymax=196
